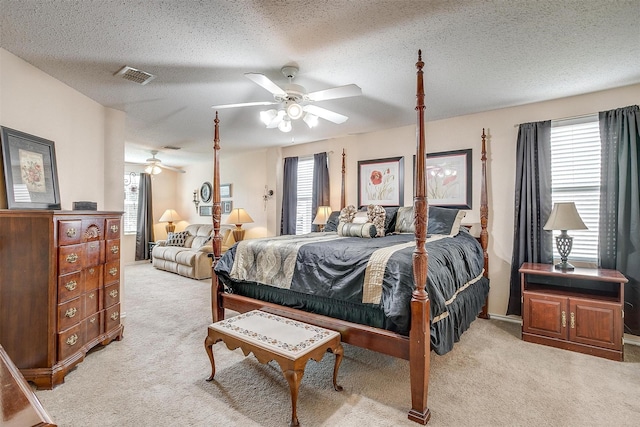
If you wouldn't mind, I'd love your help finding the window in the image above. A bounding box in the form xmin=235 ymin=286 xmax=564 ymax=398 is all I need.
xmin=550 ymin=116 xmax=601 ymax=262
xmin=295 ymin=156 xmax=314 ymax=235
xmin=124 ymin=172 xmax=140 ymax=234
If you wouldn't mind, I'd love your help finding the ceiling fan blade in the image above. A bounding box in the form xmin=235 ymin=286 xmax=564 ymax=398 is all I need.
xmin=245 ymin=73 xmax=287 ymax=97
xmin=303 ymin=105 xmax=349 ymax=124
xmin=306 ymin=84 xmax=362 ymax=102
xmin=158 ymin=164 xmax=186 ymax=174
xmin=211 ymin=101 xmax=278 ymax=109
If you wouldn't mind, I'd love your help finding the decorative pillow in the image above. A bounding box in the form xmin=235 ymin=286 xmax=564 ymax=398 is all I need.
xmin=367 ymin=204 xmax=386 ymax=237
xmin=352 ymin=211 xmax=369 ymax=224
xmin=383 ymin=207 xmax=399 ymax=234
xmin=394 ymin=207 xmax=415 ymax=233
xmin=339 ymin=205 xmax=358 ymax=223
xmin=166 ymin=230 xmax=190 ymax=247
xmin=427 ymin=206 xmax=466 ymax=236
xmin=337 ymin=222 xmax=377 ymax=238
xmin=323 ymin=211 xmax=341 ymax=232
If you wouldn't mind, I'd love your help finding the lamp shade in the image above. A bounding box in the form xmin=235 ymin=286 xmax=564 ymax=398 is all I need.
xmin=312 ymin=206 xmax=332 ymax=225
xmin=225 ymin=208 xmax=254 ymax=226
xmin=543 ymin=202 xmax=587 ymax=231
xmin=159 ymin=209 xmax=181 ymax=223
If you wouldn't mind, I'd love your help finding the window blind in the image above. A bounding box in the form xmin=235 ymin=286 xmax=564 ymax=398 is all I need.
xmin=550 ymin=116 xmax=600 ymax=262
xmin=295 ymin=156 xmax=314 ymax=235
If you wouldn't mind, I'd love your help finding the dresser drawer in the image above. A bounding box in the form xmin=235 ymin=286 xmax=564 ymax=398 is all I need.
xmin=104 ymin=261 xmax=120 ymax=285
xmin=84 ymin=312 xmax=101 ymax=344
xmin=57 ymin=297 xmax=84 ymax=332
xmin=85 ymin=240 xmax=103 ymax=267
xmin=105 ymin=303 xmax=121 ymax=333
xmin=104 ymin=282 xmax=120 ymax=308
xmin=58 ymin=323 xmax=82 ymax=361
xmin=105 ymin=219 xmax=121 ymax=240
xmin=106 ymin=239 xmax=121 ymax=262
xmin=58 ymin=220 xmax=82 ymax=245
xmin=58 ymin=243 xmax=85 ymax=275
xmin=84 ymin=288 xmax=100 ymax=316
xmin=85 ymin=265 xmax=103 ymax=291
xmin=81 ymin=219 xmax=104 ymax=242
xmin=58 ymin=271 xmax=84 ymax=303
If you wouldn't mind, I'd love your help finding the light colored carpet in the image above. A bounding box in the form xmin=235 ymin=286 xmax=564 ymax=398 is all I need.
xmin=35 ymin=263 xmax=640 ymax=426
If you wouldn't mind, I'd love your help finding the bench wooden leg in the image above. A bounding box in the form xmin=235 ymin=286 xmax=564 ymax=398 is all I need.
xmin=204 ymin=334 xmax=217 ymax=381
xmin=330 ymin=344 xmax=344 ymax=392
xmin=283 ymin=369 xmax=304 ymax=427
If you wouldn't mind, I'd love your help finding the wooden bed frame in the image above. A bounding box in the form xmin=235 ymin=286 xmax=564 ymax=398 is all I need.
xmin=209 ymin=51 xmax=489 ymax=424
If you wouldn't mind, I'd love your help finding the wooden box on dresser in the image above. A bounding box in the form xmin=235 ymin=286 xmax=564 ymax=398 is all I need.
xmin=520 ymin=262 xmax=627 ymax=361
xmin=0 ymin=210 xmax=124 ymax=389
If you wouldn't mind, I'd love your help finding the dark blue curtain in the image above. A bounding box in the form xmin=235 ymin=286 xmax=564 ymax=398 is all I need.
xmin=311 ymin=152 xmax=330 ymax=231
xmin=598 ymin=105 xmax=640 ymax=335
xmin=280 ymin=157 xmax=298 ymax=235
xmin=507 ymin=121 xmax=554 ymax=315
xmin=135 ymin=173 xmax=154 ymax=261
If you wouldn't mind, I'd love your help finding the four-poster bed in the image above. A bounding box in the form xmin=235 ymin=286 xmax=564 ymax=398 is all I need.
xmin=207 ymin=51 xmax=490 ymax=424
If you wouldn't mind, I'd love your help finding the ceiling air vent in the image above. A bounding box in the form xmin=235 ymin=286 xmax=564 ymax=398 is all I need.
xmin=162 ymin=146 xmax=181 ymax=150
xmin=114 ymin=66 xmax=156 ymax=85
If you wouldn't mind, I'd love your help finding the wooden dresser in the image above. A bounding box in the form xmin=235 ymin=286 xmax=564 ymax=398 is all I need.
xmin=0 ymin=210 xmax=124 ymax=389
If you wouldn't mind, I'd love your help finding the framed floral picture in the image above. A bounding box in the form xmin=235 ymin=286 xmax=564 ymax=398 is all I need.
xmin=0 ymin=126 xmax=61 ymax=209
xmin=357 ymin=156 xmax=404 ymax=207
xmin=424 ymin=149 xmax=472 ymax=209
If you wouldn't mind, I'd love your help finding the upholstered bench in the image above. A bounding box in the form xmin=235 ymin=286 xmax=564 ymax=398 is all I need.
xmin=205 ymin=310 xmax=343 ymax=427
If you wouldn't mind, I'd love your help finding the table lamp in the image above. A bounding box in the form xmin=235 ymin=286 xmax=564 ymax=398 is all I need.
xmin=312 ymin=206 xmax=332 ymax=232
xmin=226 ymin=208 xmax=254 ymax=241
xmin=543 ymin=202 xmax=587 ymax=271
xmin=159 ymin=209 xmax=181 ymax=233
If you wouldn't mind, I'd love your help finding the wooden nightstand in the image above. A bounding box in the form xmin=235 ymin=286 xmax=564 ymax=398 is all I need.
xmin=519 ymin=262 xmax=628 ymax=361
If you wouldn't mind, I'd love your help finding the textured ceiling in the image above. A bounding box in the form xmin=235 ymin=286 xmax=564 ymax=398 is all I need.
xmin=1 ymin=0 xmax=639 ymax=167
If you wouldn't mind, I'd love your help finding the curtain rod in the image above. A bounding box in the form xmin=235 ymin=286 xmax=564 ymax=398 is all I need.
xmin=513 ymin=112 xmax=597 ymax=128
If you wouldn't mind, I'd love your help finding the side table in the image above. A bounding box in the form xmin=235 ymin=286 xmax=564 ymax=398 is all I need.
xmin=520 ymin=262 xmax=628 ymax=361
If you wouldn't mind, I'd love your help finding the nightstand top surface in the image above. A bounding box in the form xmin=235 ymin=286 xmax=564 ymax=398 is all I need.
xmin=519 ymin=262 xmax=628 ymax=283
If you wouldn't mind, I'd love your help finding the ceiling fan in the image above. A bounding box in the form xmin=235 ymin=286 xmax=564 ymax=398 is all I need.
xmin=141 ymin=150 xmax=185 ymax=174
xmin=211 ymin=65 xmax=362 ymax=132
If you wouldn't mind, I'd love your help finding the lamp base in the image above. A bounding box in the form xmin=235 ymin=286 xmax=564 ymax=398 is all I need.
xmin=232 ymin=227 xmax=246 ymax=242
xmin=165 ymin=222 xmax=176 ymax=233
xmin=554 ymin=261 xmax=575 ymax=271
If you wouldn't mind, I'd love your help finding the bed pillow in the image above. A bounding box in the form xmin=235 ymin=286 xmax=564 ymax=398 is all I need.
xmin=337 ymin=222 xmax=377 ymax=238
xmin=383 ymin=207 xmax=399 ymax=234
xmin=394 ymin=206 xmax=415 ymax=233
xmin=323 ymin=211 xmax=341 ymax=232
xmin=166 ymin=230 xmax=190 ymax=247
xmin=427 ymin=206 xmax=466 ymax=236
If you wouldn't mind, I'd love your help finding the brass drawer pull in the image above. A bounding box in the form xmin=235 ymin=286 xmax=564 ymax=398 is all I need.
xmin=89 ymin=268 xmax=95 ymax=274
xmin=89 ymin=292 xmax=95 ymax=299
xmin=66 ymin=334 xmax=78 ymax=346
xmin=110 ymin=245 xmax=119 ymax=254
xmin=110 ymin=225 xmax=119 ymax=233
xmin=110 ymin=311 xmax=120 ymax=321
xmin=89 ymin=316 xmax=97 ymax=324
xmin=65 ymin=280 xmax=77 ymax=291
xmin=109 ymin=289 xmax=118 ymax=298
xmin=66 ymin=228 xmax=76 ymax=238
xmin=570 ymin=312 xmax=576 ymax=329
xmin=65 ymin=307 xmax=77 ymax=318
xmin=66 ymin=253 xmax=79 ymax=263
xmin=109 ymin=267 xmax=118 ymax=276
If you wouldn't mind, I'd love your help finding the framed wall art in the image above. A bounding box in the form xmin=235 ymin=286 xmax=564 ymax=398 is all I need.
xmin=357 ymin=156 xmax=404 ymax=207
xmin=423 ymin=148 xmax=472 ymax=209
xmin=199 ymin=205 xmax=212 ymax=216
xmin=0 ymin=126 xmax=61 ymax=209
xmin=220 ymin=183 xmax=232 ymax=198
xmin=200 ymin=181 xmax=212 ymax=203
xmin=222 ymin=200 xmax=233 ymax=214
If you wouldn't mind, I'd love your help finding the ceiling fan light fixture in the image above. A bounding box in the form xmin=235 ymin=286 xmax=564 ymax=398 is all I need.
xmin=303 ymin=112 xmax=319 ymax=128
xmin=145 ymin=164 xmax=162 ymax=175
xmin=278 ymin=117 xmax=292 ymax=133
xmin=286 ymin=102 xmax=303 ymax=120
xmin=260 ymin=109 xmax=278 ymax=126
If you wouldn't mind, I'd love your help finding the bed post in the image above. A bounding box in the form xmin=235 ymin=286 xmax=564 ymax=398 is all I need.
xmin=478 ymin=128 xmax=490 ymax=319
xmin=341 ymin=148 xmax=346 ymax=209
xmin=408 ymin=50 xmax=431 ymax=425
xmin=211 ymin=112 xmax=224 ymax=323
